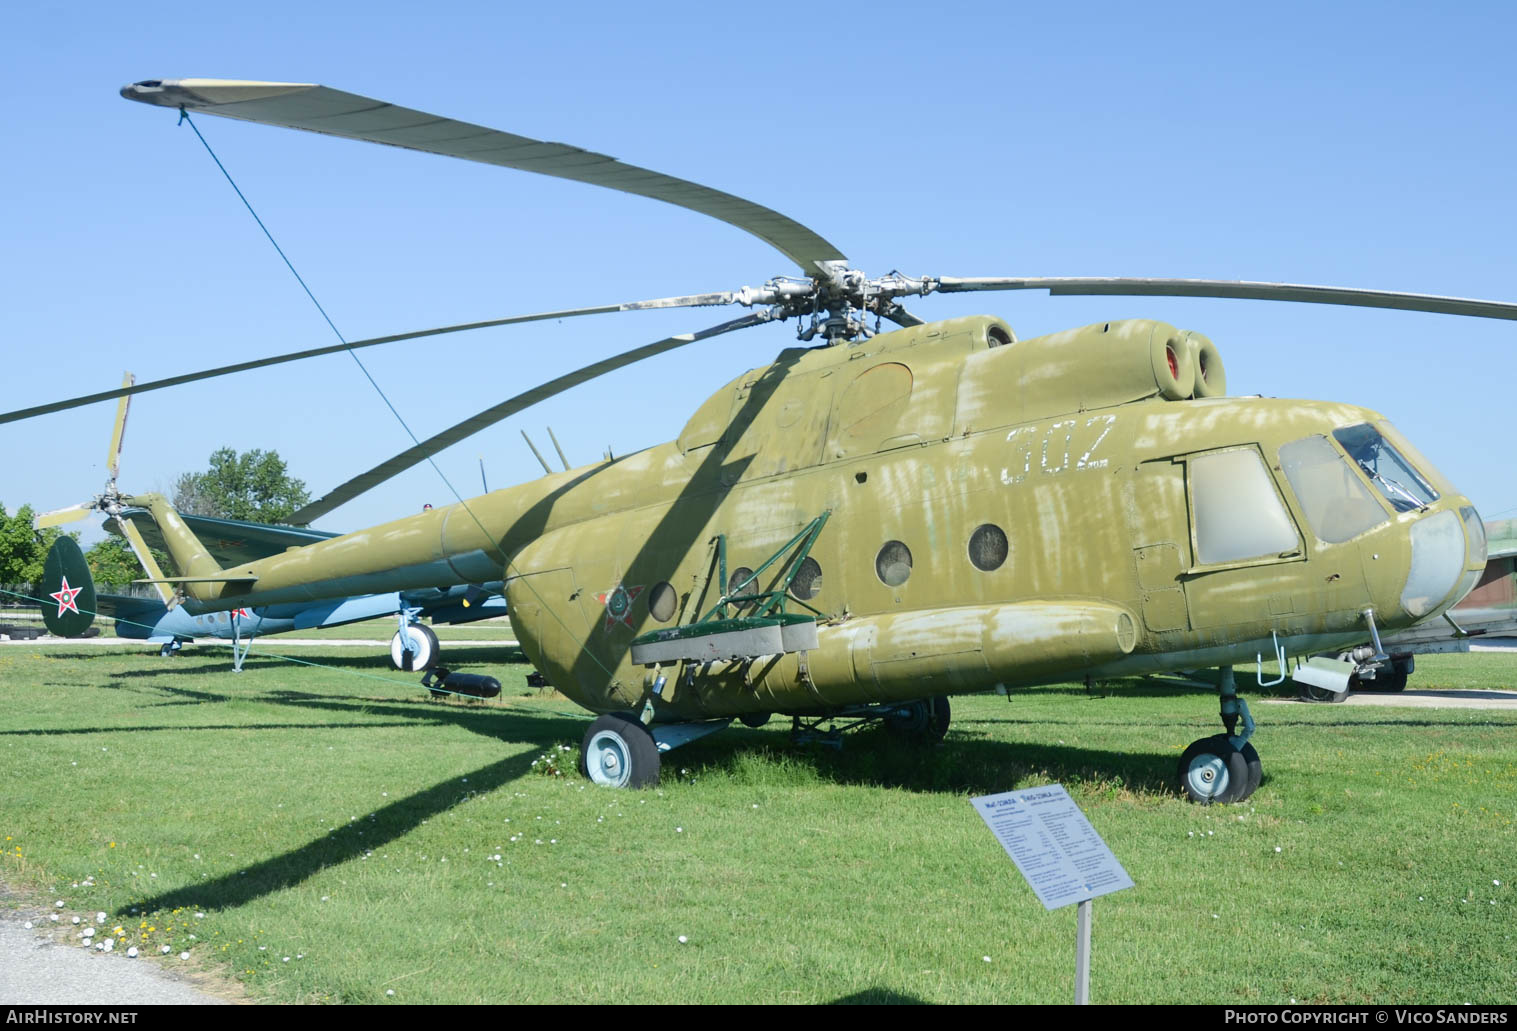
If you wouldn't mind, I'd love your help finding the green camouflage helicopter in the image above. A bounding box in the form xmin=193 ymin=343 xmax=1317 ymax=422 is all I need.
xmin=13 ymin=78 xmax=1515 ymax=800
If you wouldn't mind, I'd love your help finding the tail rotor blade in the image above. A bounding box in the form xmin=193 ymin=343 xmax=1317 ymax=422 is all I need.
xmin=34 ymin=504 xmax=94 ymax=529
xmin=107 ymin=372 xmax=134 ymax=482
xmin=114 ymin=514 xmax=175 ymax=606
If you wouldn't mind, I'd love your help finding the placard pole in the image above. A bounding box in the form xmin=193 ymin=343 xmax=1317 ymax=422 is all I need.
xmin=1075 ymin=899 xmax=1091 ymax=1005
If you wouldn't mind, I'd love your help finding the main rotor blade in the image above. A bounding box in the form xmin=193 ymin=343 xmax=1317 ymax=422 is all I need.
xmin=106 ymin=372 xmax=134 ymax=482
xmin=934 ymin=277 xmax=1517 ymax=321
xmin=122 ymin=79 xmax=846 ymax=276
xmin=289 ymin=311 xmax=773 ymax=524
xmin=0 ymin=293 xmax=742 ymax=427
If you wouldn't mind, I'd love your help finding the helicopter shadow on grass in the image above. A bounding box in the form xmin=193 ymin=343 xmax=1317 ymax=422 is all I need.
xmin=830 ymin=988 xmax=930 ymax=1005
xmin=72 ymin=677 xmax=590 ymax=916
xmin=123 ymin=747 xmax=545 ymax=916
xmin=674 ymin=724 xmax=1180 ymax=797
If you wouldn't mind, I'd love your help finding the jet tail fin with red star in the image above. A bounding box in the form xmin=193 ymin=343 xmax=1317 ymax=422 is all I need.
xmin=40 ymin=537 xmax=97 ymax=638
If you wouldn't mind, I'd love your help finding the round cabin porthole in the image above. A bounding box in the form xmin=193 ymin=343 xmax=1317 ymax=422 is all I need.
xmin=790 ymin=557 xmax=822 ymax=600
xmin=648 ymin=581 xmax=677 ymax=622
xmin=728 ymin=566 xmax=755 ymax=611
xmin=876 ymin=541 xmax=913 ymax=587
xmin=968 ymin=524 xmax=1009 ymax=572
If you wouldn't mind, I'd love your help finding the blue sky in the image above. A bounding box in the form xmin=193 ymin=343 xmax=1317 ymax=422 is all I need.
xmin=4 ymin=1 xmax=1514 ymax=541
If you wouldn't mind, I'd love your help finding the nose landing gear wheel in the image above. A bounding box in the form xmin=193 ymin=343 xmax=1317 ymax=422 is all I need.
xmin=1177 ymin=735 xmax=1251 ymax=804
xmin=390 ymin=624 xmax=439 ymax=671
xmin=579 ymin=714 xmax=661 ymax=788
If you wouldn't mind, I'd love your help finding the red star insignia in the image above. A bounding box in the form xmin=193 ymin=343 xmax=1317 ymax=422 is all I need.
xmin=595 ymin=582 xmax=644 ymax=631
xmin=50 ymin=576 xmax=83 ymax=618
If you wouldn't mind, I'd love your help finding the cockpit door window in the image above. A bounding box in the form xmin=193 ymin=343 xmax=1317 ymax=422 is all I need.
xmin=1189 ymin=447 xmax=1300 ymax=566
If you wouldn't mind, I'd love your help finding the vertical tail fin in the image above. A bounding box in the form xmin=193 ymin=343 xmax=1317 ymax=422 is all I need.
xmin=40 ymin=537 xmax=96 ymax=637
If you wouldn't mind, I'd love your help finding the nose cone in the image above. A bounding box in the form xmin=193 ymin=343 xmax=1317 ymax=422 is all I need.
xmin=1400 ymin=504 xmax=1487 ymax=620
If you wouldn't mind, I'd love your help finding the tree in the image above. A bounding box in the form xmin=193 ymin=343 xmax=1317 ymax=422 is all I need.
xmin=85 ymin=535 xmax=145 ymax=587
xmin=172 ymin=448 xmax=311 ymax=525
xmin=0 ymin=503 xmax=75 ymax=585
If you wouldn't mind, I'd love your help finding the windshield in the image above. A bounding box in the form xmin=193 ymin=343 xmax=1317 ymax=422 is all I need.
xmin=1332 ymin=423 xmax=1439 ymax=513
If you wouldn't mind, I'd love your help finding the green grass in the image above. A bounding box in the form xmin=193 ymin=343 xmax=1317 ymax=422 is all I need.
xmin=1 ymin=645 xmax=1515 ymax=1004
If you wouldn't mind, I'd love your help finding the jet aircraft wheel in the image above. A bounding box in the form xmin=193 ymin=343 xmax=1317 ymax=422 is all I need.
xmin=1177 ymin=735 xmax=1250 ymax=804
xmin=580 ymin=714 xmax=660 ymax=789
xmin=1239 ymin=742 xmax=1262 ymax=800
xmin=390 ymin=624 xmax=439 ymax=671
xmin=885 ymin=695 xmax=951 ymax=743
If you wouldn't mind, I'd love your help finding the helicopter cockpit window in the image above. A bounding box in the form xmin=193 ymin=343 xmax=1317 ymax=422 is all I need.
xmin=1279 ymin=435 xmax=1388 ymax=544
xmin=1190 ymin=448 xmax=1299 ymax=565
xmin=1332 ymin=423 xmax=1439 ymax=512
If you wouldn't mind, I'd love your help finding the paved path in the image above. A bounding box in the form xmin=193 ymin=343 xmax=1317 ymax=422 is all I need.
xmin=0 ymin=899 xmax=231 ymax=1005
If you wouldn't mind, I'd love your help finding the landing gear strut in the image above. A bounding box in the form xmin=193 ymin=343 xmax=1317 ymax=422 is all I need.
xmin=790 ymin=697 xmax=953 ymax=749
xmin=1177 ymin=667 xmax=1261 ymax=804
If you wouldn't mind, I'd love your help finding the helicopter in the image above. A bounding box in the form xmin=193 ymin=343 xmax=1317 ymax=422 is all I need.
xmin=14 ymin=77 xmax=1517 ymax=801
xmin=31 ymin=377 xmax=507 ymax=672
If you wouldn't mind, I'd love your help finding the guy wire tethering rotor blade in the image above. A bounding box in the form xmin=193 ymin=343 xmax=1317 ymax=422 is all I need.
xmin=931 ymin=277 xmax=1517 ymax=321
xmin=288 ymin=310 xmax=776 ymax=524
xmin=0 ymin=292 xmax=753 ymax=427
xmin=120 ymin=78 xmax=847 ymax=276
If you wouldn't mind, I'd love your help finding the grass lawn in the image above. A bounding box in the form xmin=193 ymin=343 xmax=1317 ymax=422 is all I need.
xmin=1 ymin=644 xmax=1514 ymax=1005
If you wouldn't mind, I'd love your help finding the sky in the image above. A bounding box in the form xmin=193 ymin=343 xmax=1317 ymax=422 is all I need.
xmin=4 ymin=2 xmax=1514 ymax=544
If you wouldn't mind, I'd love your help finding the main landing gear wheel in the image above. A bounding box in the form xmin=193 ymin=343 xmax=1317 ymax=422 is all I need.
xmin=1177 ymin=735 xmax=1252 ymax=804
xmin=579 ymin=714 xmax=661 ymax=789
xmin=885 ymin=695 xmax=951 ymax=743
xmin=390 ymin=624 xmax=439 ymax=671
xmin=1239 ymin=741 xmax=1262 ymax=798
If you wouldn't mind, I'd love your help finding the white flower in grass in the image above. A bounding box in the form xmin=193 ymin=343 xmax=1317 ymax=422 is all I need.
xmin=983 ymin=956 xmax=991 ymax=963
xmin=126 ymin=947 xmax=138 ymax=958
xmin=161 ymin=946 xmax=171 ymax=954
xmin=179 ymin=952 xmax=189 ymax=960
xmin=677 ymin=935 xmax=688 ymax=944
xmin=96 ymin=913 xmax=106 ymax=923
xmin=72 ymin=917 xmax=81 ymax=925
xmin=386 ymin=990 xmax=395 ymax=997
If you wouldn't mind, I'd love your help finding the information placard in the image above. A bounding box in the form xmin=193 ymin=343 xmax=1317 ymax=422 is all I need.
xmin=971 ymin=784 xmax=1133 ymax=910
